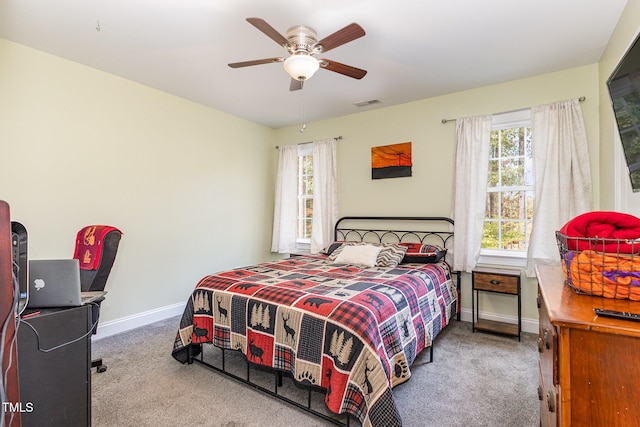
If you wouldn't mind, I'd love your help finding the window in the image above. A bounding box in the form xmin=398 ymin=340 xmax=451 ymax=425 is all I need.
xmin=481 ymin=110 xmax=533 ymax=257
xmin=297 ymin=143 xmax=313 ymax=244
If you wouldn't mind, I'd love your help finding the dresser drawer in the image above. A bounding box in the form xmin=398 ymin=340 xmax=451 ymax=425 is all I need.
xmin=538 ymin=287 xmax=558 ymax=386
xmin=539 ymin=362 xmax=556 ymax=427
xmin=538 ymin=285 xmax=559 ymax=427
xmin=472 ymin=270 xmax=519 ymax=294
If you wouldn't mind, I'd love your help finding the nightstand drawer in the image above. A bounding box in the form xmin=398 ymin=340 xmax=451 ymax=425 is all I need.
xmin=472 ymin=270 xmax=519 ymax=294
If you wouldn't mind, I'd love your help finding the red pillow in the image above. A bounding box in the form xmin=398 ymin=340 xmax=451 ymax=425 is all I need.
xmin=398 ymin=242 xmax=447 ymax=264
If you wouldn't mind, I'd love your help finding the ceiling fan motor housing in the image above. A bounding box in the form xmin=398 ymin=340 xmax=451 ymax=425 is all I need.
xmin=285 ymin=26 xmax=321 ymax=55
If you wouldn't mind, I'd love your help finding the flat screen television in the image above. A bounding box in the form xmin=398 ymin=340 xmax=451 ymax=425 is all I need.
xmin=607 ymin=31 xmax=640 ymax=192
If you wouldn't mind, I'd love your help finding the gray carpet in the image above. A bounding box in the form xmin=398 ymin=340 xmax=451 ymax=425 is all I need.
xmin=91 ymin=317 xmax=539 ymax=426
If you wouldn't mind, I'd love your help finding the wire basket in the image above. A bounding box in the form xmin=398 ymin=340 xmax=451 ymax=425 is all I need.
xmin=556 ymin=231 xmax=640 ymax=301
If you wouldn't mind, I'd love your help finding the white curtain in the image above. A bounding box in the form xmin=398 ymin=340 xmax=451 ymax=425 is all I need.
xmin=271 ymin=144 xmax=298 ymax=253
xmin=526 ymin=99 xmax=592 ymax=277
xmin=451 ymin=115 xmax=492 ymax=272
xmin=311 ymin=138 xmax=338 ymax=253
xmin=271 ymin=139 xmax=338 ymax=254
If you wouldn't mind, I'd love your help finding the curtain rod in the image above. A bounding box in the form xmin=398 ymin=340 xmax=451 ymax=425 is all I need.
xmin=440 ymin=96 xmax=586 ymax=124
xmin=276 ymin=135 xmax=342 ymax=149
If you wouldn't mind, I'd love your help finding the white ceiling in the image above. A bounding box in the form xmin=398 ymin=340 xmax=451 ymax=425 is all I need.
xmin=0 ymin=0 xmax=629 ymax=129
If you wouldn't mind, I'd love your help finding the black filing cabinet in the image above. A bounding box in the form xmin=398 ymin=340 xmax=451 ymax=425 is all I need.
xmin=17 ymin=305 xmax=92 ymax=426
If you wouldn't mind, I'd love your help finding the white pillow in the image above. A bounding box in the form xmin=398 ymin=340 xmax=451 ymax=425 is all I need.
xmin=333 ymin=244 xmax=382 ymax=267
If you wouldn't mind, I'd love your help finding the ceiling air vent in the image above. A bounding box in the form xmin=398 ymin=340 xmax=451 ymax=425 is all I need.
xmin=353 ymin=99 xmax=380 ymax=107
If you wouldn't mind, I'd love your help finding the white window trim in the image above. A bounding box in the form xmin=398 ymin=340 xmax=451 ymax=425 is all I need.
xmin=479 ymin=108 xmax=532 ymax=267
xmin=491 ymin=108 xmax=531 ymax=129
xmin=478 ymin=249 xmax=527 ymax=267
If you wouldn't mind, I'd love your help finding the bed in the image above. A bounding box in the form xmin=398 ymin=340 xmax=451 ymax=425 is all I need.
xmin=172 ymin=216 xmax=459 ymax=427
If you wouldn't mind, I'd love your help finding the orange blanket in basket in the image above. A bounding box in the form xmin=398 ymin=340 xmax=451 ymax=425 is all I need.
xmin=564 ymin=250 xmax=640 ymax=301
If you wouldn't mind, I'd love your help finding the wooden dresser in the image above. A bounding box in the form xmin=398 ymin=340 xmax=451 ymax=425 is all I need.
xmin=1 ymin=201 xmax=21 ymax=427
xmin=537 ymin=265 xmax=640 ymax=427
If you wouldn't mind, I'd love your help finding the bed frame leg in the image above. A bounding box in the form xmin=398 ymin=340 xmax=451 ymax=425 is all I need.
xmin=456 ymin=271 xmax=462 ymax=321
xmin=429 ymin=344 xmax=434 ymax=363
xmin=187 ymin=343 xmax=201 ymax=364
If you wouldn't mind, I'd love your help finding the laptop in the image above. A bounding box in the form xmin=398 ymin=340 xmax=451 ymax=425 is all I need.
xmin=27 ymin=259 xmax=105 ymax=309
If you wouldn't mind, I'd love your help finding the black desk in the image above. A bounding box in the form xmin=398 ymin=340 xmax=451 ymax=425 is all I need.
xmin=17 ymin=305 xmax=92 ymax=427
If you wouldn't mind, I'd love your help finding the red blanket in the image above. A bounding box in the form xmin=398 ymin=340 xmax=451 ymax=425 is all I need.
xmin=73 ymin=225 xmax=121 ymax=270
xmin=560 ymin=211 xmax=640 ymax=253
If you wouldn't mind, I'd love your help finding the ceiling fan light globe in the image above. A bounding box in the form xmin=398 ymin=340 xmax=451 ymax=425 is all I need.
xmin=284 ymin=55 xmax=319 ymax=81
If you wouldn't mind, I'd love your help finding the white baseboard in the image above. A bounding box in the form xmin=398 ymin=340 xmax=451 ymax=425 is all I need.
xmin=93 ymin=302 xmax=185 ymax=340
xmin=459 ymin=308 xmax=538 ymax=335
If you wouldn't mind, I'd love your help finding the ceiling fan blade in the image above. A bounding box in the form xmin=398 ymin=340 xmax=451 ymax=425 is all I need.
xmin=320 ymin=59 xmax=367 ymax=79
xmin=228 ymin=58 xmax=284 ymax=68
xmin=289 ymin=79 xmax=303 ymax=91
xmin=315 ymin=23 xmax=365 ymax=54
xmin=246 ymin=17 xmax=288 ymax=47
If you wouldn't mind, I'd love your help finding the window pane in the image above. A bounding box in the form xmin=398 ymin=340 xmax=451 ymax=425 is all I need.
xmin=525 ymin=158 xmax=533 ymax=186
xmin=490 ymin=132 xmax=499 ymax=158
xmin=305 ymin=198 xmax=313 ymax=216
xmin=297 ymin=152 xmax=314 ymax=241
xmin=482 ymin=220 xmax=499 ymax=249
xmin=297 ymin=197 xmax=313 ymax=240
xmin=526 ymin=190 xmax=534 ymax=219
xmin=303 ymin=176 xmax=313 ymax=196
xmin=302 ymin=155 xmax=313 ymax=174
xmin=501 ymin=190 xmax=527 ymax=220
xmin=304 ymin=219 xmax=312 ymax=239
xmin=501 ymin=157 xmax=525 ymax=186
xmin=485 ymin=192 xmax=500 ymax=219
xmin=488 ymin=159 xmax=499 ymax=186
xmin=502 ymin=221 xmax=526 ymax=250
xmin=501 ymin=128 xmax=524 ymax=157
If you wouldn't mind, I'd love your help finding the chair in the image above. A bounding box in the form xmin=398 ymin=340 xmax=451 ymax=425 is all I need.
xmin=73 ymin=225 xmax=122 ymax=373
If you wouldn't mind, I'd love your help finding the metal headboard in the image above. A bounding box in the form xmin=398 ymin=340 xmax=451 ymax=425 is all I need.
xmin=334 ymin=216 xmax=460 ymax=323
xmin=333 ymin=216 xmax=454 ymax=249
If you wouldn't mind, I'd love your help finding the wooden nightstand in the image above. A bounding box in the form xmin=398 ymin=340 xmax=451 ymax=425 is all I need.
xmin=472 ymin=267 xmax=521 ymax=341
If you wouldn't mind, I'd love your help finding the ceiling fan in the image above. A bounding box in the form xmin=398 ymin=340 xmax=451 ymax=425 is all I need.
xmin=228 ymin=18 xmax=367 ymax=91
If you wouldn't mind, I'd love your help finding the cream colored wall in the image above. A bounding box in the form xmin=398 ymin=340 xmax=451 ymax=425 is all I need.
xmin=599 ymin=0 xmax=640 ymax=210
xmin=0 ymin=39 xmax=278 ymax=323
xmin=0 ymin=31 xmax=613 ymax=329
xmin=275 ymin=64 xmax=601 ymax=328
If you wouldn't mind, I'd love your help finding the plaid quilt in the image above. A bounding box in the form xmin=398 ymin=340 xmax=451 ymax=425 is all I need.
xmin=172 ymin=255 xmax=457 ymax=427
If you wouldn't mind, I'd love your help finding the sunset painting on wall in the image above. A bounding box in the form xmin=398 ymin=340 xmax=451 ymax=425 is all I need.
xmin=371 ymin=142 xmax=412 ymax=179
